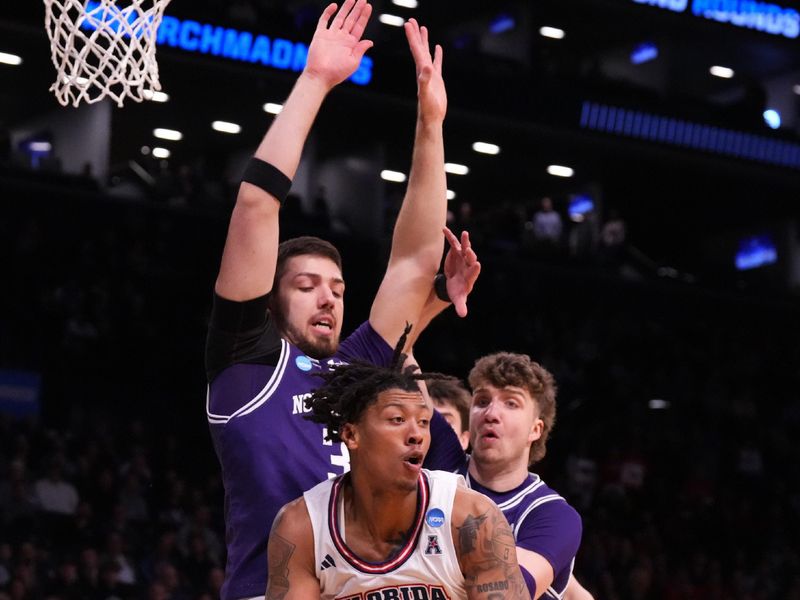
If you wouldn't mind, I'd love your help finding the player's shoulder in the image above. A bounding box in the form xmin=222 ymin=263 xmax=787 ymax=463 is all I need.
xmin=272 ymin=495 xmax=313 ymax=541
xmin=452 ymin=486 xmax=503 ymax=524
xmin=269 ymin=497 xmax=317 ymax=577
xmin=530 ymin=475 xmax=579 ymax=512
xmin=425 ymin=468 xmax=466 ymax=488
xmin=513 ymin=475 xmax=582 ymax=532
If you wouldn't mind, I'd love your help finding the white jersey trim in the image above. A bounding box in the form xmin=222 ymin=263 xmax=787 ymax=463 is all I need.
xmin=546 ymin=556 xmax=574 ymax=599
xmin=206 ymin=338 xmax=290 ymax=424
xmin=512 ymin=493 xmax=565 ymax=539
xmin=465 ymin=471 xmax=544 ymax=512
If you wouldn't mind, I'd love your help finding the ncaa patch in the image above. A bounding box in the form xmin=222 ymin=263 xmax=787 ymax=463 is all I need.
xmin=425 ymin=508 xmax=445 ymax=528
xmin=295 ymin=355 xmax=313 ymax=371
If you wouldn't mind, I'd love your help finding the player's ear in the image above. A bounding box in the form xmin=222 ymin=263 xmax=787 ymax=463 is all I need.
xmin=341 ymin=422 xmax=359 ymax=451
xmin=528 ymin=418 xmax=543 ymax=444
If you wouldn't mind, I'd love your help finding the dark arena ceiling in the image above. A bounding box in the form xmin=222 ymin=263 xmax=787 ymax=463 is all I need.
xmin=2 ymin=0 xmax=800 ymax=288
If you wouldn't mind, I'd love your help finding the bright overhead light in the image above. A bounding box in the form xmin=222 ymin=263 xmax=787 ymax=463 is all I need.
xmin=547 ymin=164 xmax=574 ymax=177
xmin=793 ymin=84 xmax=800 ymax=95
xmin=709 ymin=65 xmax=734 ymax=79
xmin=152 ymin=147 xmax=171 ymax=159
xmin=539 ymin=26 xmax=565 ymax=39
xmin=212 ymin=120 xmax=241 ymax=134
xmin=0 ymin=52 xmax=23 ymax=66
xmin=445 ymin=162 xmax=469 ymax=175
xmin=472 ymin=142 xmax=500 ymax=155
xmin=379 ymin=14 xmax=405 ymax=27
xmin=153 ymin=128 xmax=182 ymax=141
xmin=490 ymin=14 xmax=516 ymax=35
xmin=763 ymin=109 xmax=781 ymax=129
xmin=381 ymin=169 xmax=407 ymax=182
xmin=392 ymin=0 xmax=418 ymax=7
xmin=29 ymin=142 xmax=52 ymax=152
xmin=631 ymin=42 xmax=658 ymax=65
xmin=446 ymin=190 xmax=456 ymax=200
xmin=648 ymin=399 xmax=670 ymax=410
xmin=143 ymin=89 xmax=169 ymax=102
xmin=263 ymin=102 xmax=283 ymax=114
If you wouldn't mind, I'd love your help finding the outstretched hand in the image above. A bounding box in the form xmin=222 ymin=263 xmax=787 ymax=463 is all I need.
xmin=442 ymin=227 xmax=481 ymax=318
xmin=404 ymin=18 xmax=446 ymax=124
xmin=305 ymin=0 xmax=374 ymax=90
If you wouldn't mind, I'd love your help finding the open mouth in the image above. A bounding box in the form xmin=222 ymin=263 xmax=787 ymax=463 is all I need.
xmin=403 ymin=452 xmax=423 ymax=467
xmin=311 ymin=316 xmax=334 ymax=334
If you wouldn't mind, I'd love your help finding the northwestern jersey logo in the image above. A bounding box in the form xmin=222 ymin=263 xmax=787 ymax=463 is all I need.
xmin=292 ymin=393 xmax=313 ymax=415
xmin=424 ymin=534 xmax=442 ymax=555
xmin=320 ymin=553 xmax=336 ymax=570
xmin=425 ymin=508 xmax=445 ymax=528
xmin=336 ymin=585 xmax=449 ymax=600
xmin=295 ymin=355 xmax=313 ymax=371
xmin=327 ymin=358 xmax=347 ymax=368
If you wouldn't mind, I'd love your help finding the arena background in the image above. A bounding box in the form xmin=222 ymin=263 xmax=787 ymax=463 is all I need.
xmin=1 ymin=1 xmax=800 ymax=598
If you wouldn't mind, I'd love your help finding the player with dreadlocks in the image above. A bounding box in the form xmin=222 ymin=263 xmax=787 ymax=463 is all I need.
xmin=265 ymin=328 xmax=530 ymax=600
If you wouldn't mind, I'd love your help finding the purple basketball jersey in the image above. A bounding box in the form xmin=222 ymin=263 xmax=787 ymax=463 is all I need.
xmin=207 ymin=322 xmax=393 ymax=600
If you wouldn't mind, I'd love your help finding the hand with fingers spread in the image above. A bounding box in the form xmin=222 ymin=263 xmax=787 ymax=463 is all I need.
xmin=305 ymin=0 xmax=374 ymax=90
xmin=404 ymin=18 xmax=447 ymax=124
xmin=442 ymin=227 xmax=481 ymax=318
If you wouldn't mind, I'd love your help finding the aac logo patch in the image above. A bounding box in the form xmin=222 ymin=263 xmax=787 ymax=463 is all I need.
xmin=424 ymin=535 xmax=442 ymax=555
xmin=425 ymin=508 xmax=445 ymax=528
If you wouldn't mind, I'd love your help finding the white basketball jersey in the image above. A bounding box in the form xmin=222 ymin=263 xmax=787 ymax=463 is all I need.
xmin=303 ymin=469 xmax=467 ymax=600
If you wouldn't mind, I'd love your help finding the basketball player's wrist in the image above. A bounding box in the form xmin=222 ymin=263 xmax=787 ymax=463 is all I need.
xmin=434 ymin=273 xmax=451 ymax=303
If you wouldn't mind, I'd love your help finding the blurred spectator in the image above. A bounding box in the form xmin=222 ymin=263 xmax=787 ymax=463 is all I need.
xmin=104 ymin=532 xmax=137 ymax=587
xmin=34 ymin=457 xmax=78 ymax=516
xmin=531 ymin=196 xmax=563 ymax=244
xmin=44 ymin=556 xmax=82 ymax=600
xmin=600 ymin=208 xmax=627 ymax=263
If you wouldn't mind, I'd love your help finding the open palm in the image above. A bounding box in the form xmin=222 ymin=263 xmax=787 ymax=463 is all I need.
xmin=305 ymin=0 xmax=374 ymax=89
xmin=443 ymin=228 xmax=481 ymax=318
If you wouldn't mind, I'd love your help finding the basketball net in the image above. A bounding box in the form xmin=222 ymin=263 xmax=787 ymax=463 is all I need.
xmin=43 ymin=0 xmax=171 ymax=107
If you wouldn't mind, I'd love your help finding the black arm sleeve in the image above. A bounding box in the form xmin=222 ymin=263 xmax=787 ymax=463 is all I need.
xmin=204 ymin=293 xmax=283 ymax=383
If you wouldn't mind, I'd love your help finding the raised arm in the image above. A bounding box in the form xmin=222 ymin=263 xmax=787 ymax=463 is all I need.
xmin=453 ymin=489 xmax=531 ymax=600
xmin=215 ymin=0 xmax=373 ymax=301
xmin=266 ymin=499 xmax=320 ymax=600
xmin=369 ymin=19 xmax=448 ymax=347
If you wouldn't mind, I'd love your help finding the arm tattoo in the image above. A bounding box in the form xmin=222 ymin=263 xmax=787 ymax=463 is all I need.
xmin=458 ymin=509 xmax=529 ymax=599
xmin=266 ymin=514 xmax=296 ymax=600
xmin=457 ymin=513 xmax=488 ymax=554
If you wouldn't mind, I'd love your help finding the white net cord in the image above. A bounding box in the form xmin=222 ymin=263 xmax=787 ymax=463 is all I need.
xmin=44 ymin=0 xmax=171 ymax=107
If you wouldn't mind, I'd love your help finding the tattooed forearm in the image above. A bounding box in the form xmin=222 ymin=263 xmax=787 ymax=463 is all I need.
xmin=458 ymin=508 xmax=530 ymax=599
xmin=266 ymin=528 xmax=295 ymax=600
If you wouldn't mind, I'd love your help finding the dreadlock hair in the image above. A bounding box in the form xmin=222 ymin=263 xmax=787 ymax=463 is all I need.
xmin=305 ymin=324 xmax=452 ymax=443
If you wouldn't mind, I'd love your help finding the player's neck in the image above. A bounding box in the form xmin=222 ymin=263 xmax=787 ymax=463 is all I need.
xmin=343 ymin=474 xmax=419 ymax=550
xmin=468 ymin=456 xmax=529 ymax=493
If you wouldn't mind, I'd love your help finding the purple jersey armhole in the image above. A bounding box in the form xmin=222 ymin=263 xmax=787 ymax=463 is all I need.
xmin=520 ymin=565 xmax=537 ymax=597
xmin=515 ymin=500 xmax=582 ymax=576
xmin=337 ymin=321 xmax=394 ymax=367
